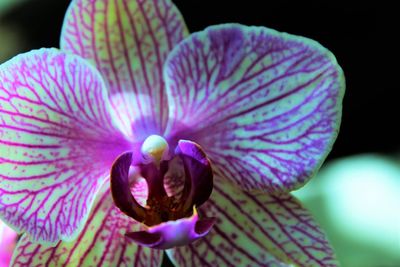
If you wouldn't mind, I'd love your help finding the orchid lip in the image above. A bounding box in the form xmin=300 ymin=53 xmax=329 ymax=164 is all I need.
xmin=110 ymin=137 xmax=214 ymax=248
xmin=126 ymin=207 xmax=216 ymax=249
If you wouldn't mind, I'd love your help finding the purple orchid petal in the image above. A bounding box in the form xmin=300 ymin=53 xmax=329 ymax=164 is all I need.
xmin=0 ymin=49 xmax=129 ymax=243
xmin=61 ymin=0 xmax=189 ymax=139
xmin=164 ymin=24 xmax=345 ymax=192
xmin=167 ymin=176 xmax=338 ymax=266
xmin=11 ymin=180 xmax=162 ymax=267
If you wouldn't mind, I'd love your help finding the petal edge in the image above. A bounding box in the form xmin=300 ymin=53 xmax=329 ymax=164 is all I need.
xmin=164 ymin=24 xmax=345 ymax=192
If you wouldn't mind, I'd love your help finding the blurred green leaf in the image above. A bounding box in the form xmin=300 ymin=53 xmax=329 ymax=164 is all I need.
xmin=294 ymin=154 xmax=400 ymax=267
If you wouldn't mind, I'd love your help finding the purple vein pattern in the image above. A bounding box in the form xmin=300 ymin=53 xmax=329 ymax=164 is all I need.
xmin=164 ymin=24 xmax=345 ymax=192
xmin=0 ymin=49 xmax=129 ymax=243
xmin=167 ymin=176 xmax=338 ymax=266
xmin=11 ymin=179 xmax=162 ymax=267
xmin=61 ymin=0 xmax=189 ymax=140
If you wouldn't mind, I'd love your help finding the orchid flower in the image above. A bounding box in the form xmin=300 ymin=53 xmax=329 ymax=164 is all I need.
xmin=0 ymin=0 xmax=345 ymax=266
xmin=0 ymin=220 xmax=17 ymax=267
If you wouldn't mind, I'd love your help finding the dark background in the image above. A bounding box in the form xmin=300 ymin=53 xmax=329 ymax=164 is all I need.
xmin=1 ymin=0 xmax=394 ymax=160
xmin=0 ymin=1 xmax=395 ymax=265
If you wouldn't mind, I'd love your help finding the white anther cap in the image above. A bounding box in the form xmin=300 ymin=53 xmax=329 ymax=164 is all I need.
xmin=141 ymin=135 xmax=170 ymax=164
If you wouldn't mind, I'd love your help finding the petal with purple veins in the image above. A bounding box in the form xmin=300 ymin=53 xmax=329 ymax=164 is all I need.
xmin=0 ymin=49 xmax=129 ymax=243
xmin=11 ymin=179 xmax=162 ymax=267
xmin=167 ymin=176 xmax=338 ymax=267
xmin=61 ymin=0 xmax=189 ymax=139
xmin=164 ymin=24 xmax=345 ymax=192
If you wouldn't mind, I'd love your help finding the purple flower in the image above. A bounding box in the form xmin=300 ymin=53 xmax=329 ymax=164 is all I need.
xmin=0 ymin=0 xmax=344 ymax=266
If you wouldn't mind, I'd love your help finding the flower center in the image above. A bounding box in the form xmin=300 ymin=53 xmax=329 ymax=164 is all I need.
xmin=140 ymin=135 xmax=170 ymax=165
xmin=110 ymin=135 xmax=215 ymax=249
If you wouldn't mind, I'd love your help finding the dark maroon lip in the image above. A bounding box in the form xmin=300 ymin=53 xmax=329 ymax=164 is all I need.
xmin=110 ymin=139 xmax=214 ymax=227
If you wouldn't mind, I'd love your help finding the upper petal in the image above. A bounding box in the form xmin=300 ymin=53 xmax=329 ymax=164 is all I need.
xmin=164 ymin=24 xmax=345 ymax=192
xmin=61 ymin=0 xmax=189 ymax=139
xmin=0 ymin=49 xmax=129 ymax=243
xmin=167 ymin=176 xmax=338 ymax=267
xmin=11 ymin=179 xmax=162 ymax=267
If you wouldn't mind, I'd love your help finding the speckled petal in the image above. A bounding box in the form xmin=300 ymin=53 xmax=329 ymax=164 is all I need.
xmin=10 ymin=180 xmax=162 ymax=267
xmin=164 ymin=24 xmax=345 ymax=192
xmin=0 ymin=49 xmax=129 ymax=243
xmin=61 ymin=0 xmax=189 ymax=139
xmin=167 ymin=176 xmax=338 ymax=267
